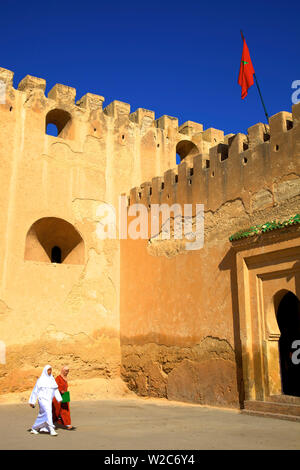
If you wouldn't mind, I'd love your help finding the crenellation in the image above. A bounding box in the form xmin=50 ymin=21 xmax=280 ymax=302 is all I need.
xmin=3 ymin=64 xmax=300 ymax=411
xmin=139 ymin=181 xmax=152 ymax=205
xmin=121 ymin=108 xmax=300 ymax=412
xmin=247 ymin=122 xmax=269 ymax=148
xmin=217 ymin=143 xmax=229 ymax=162
xmin=148 ymin=176 xmax=162 ymax=204
xmin=123 ymin=99 xmax=300 ymax=215
xmin=269 ymin=126 xmax=291 ymax=157
xmin=1 ymin=67 xmax=297 ymax=167
xmin=228 ymin=133 xmax=248 ymax=157
xmin=129 ymin=187 xmax=140 ymax=205
xmin=104 ymin=100 xmax=131 ymax=118
xmin=208 ymin=142 xmax=221 ymax=166
xmin=269 ymin=111 xmax=293 ymax=135
xmin=177 ymin=159 xmax=193 ymax=182
xmin=192 ymin=154 xmax=203 ymax=174
xmin=224 ymin=133 xmax=236 ymax=146
xmin=129 ymin=108 xmax=155 ymax=125
xmin=264 ymin=125 xmax=271 ymax=140
xmin=155 ymin=115 xmax=178 ymax=130
xmin=48 ymin=83 xmax=76 ymax=105
xmin=0 ymin=67 xmax=14 ymax=86
xmin=76 ymin=92 xmax=105 ymax=111
xmin=178 ymin=121 xmax=203 ymax=136
xmin=17 ymin=74 xmax=46 ymax=94
xmin=209 ymin=144 xmax=231 ymax=209
xmin=193 ymin=154 xmax=209 ymax=206
xmin=124 ymin=102 xmax=298 ymax=215
xmin=292 ymin=101 xmax=300 ymax=125
xmin=176 ymin=159 xmax=193 ymax=204
xmin=159 ymin=168 xmax=176 ymax=203
xmin=164 ymin=168 xmax=177 ymax=187
xmin=202 ymin=127 xmax=224 ymax=144
xmin=0 ymin=66 xmax=299 ymax=216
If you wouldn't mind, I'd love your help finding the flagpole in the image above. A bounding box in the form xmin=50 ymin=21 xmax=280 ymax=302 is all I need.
xmin=240 ymin=30 xmax=269 ymax=123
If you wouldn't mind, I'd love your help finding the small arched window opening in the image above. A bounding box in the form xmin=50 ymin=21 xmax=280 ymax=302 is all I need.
xmin=25 ymin=217 xmax=84 ymax=265
xmin=51 ymin=246 xmax=62 ymax=263
xmin=46 ymin=123 xmax=59 ymax=137
xmin=176 ymin=140 xmax=199 ymax=163
xmin=46 ymin=109 xmax=72 ymax=138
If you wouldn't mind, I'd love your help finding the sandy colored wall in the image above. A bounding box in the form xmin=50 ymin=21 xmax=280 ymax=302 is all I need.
xmin=0 ymin=70 xmax=120 ymax=393
xmin=1 ymin=64 xmax=299 ymax=406
xmin=0 ymin=65 xmax=228 ymax=397
xmin=0 ymin=67 xmax=184 ymax=395
xmin=120 ymin=102 xmax=300 ymax=408
xmin=121 ymin=237 xmax=241 ymax=407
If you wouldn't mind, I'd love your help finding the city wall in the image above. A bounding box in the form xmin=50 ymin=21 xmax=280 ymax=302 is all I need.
xmin=0 ymin=65 xmax=299 ymax=407
xmin=120 ymin=102 xmax=300 ymax=407
xmin=0 ymin=67 xmax=218 ymax=397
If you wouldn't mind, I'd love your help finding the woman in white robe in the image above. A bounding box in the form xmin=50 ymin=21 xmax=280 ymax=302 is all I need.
xmin=29 ymin=365 xmax=62 ymax=436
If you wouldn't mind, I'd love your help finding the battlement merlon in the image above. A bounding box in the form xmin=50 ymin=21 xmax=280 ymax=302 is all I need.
xmin=179 ymin=121 xmax=203 ymax=136
xmin=0 ymin=67 xmax=14 ymax=86
xmin=104 ymin=100 xmax=131 ymax=118
xmin=126 ymin=101 xmax=300 ymax=215
xmin=18 ymin=75 xmax=46 ymax=94
xmin=155 ymin=115 xmax=179 ymax=130
xmin=76 ymin=93 xmax=105 ymax=111
xmin=48 ymin=83 xmax=76 ymax=105
xmin=0 ymin=67 xmax=299 ymax=160
xmin=0 ymin=67 xmax=211 ymax=139
xmin=130 ymin=108 xmax=155 ymax=125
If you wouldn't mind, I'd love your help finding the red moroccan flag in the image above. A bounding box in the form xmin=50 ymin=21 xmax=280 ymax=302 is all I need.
xmin=238 ymin=38 xmax=255 ymax=99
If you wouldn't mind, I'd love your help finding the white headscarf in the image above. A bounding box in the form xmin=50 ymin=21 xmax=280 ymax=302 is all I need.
xmin=36 ymin=365 xmax=58 ymax=389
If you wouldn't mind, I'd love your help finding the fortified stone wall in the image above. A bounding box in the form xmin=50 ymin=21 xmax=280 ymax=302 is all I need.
xmin=0 ymin=66 xmax=223 ymax=397
xmin=120 ymin=102 xmax=300 ymax=407
xmin=1 ymin=64 xmax=299 ymax=406
xmin=0 ymin=67 xmax=186 ymax=395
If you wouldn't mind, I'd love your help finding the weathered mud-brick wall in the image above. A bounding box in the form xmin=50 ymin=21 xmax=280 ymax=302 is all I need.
xmin=0 ymin=65 xmax=229 ymax=397
xmin=0 ymin=69 xmax=121 ymax=394
xmin=120 ymin=102 xmax=300 ymax=407
xmin=0 ymin=69 xmax=177 ymax=394
xmin=1 ymin=63 xmax=299 ymax=405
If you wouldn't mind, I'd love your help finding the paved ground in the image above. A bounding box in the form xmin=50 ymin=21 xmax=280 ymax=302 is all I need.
xmin=0 ymin=398 xmax=299 ymax=450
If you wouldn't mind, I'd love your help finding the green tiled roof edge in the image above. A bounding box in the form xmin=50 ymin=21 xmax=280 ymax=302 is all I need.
xmin=229 ymin=214 xmax=300 ymax=242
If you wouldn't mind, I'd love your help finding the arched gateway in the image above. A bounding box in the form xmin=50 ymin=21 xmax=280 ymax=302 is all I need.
xmin=276 ymin=291 xmax=300 ymax=397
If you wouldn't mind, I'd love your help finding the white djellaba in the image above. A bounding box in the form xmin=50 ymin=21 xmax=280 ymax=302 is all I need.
xmin=29 ymin=365 xmax=62 ymax=436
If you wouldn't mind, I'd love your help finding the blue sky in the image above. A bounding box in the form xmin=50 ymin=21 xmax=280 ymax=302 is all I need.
xmin=0 ymin=0 xmax=299 ymax=135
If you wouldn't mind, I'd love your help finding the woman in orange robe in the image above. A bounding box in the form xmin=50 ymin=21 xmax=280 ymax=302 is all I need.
xmin=52 ymin=366 xmax=73 ymax=429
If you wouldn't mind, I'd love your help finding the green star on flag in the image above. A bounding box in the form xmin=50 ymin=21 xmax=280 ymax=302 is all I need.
xmin=238 ymin=39 xmax=255 ymax=99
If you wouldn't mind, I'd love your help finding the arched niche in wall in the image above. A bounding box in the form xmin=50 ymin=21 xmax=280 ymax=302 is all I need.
xmin=25 ymin=217 xmax=84 ymax=265
xmin=176 ymin=140 xmax=199 ymax=162
xmin=46 ymin=109 xmax=72 ymax=139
